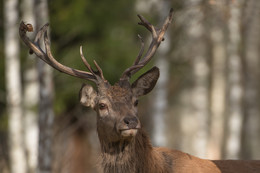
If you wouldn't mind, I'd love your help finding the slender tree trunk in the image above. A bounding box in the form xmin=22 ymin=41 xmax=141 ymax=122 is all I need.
xmin=207 ymin=1 xmax=227 ymax=160
xmin=242 ymin=0 xmax=260 ymax=159
xmin=4 ymin=0 xmax=26 ymax=172
xmin=35 ymin=0 xmax=54 ymax=172
xmin=152 ymin=35 xmax=170 ymax=146
xmin=21 ymin=0 xmax=39 ymax=172
xmin=135 ymin=0 xmax=171 ymax=147
xmin=208 ymin=27 xmax=226 ymax=160
xmin=151 ymin=1 xmax=171 ymax=147
xmin=180 ymin=0 xmax=209 ymax=158
xmin=224 ymin=0 xmax=244 ymax=159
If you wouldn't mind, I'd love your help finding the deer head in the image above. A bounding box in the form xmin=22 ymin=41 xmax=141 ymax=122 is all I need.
xmin=79 ymin=66 xmax=159 ymax=143
xmin=19 ymin=9 xmax=173 ymax=143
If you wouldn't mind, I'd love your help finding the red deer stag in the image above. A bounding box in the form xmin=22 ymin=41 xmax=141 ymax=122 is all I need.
xmin=19 ymin=9 xmax=260 ymax=173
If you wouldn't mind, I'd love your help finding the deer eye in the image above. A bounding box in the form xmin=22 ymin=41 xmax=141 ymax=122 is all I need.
xmin=99 ymin=103 xmax=107 ymax=110
xmin=134 ymin=100 xmax=139 ymax=107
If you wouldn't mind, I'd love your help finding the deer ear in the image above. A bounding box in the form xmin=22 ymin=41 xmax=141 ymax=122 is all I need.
xmin=79 ymin=84 xmax=97 ymax=109
xmin=131 ymin=66 xmax=160 ymax=97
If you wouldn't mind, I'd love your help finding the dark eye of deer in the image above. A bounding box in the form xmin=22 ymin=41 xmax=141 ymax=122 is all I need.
xmin=99 ymin=103 xmax=107 ymax=110
xmin=134 ymin=100 xmax=139 ymax=107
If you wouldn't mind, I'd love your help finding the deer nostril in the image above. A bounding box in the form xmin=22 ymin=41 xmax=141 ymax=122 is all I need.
xmin=123 ymin=117 xmax=138 ymax=129
xmin=124 ymin=118 xmax=130 ymax=125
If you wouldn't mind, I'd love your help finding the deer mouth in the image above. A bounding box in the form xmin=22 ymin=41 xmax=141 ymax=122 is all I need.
xmin=120 ymin=128 xmax=139 ymax=138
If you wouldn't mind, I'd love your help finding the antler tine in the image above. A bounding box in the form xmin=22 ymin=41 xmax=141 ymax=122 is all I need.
xmin=28 ymin=23 xmax=49 ymax=55
xmin=20 ymin=22 xmax=49 ymax=63
xmin=79 ymin=46 xmax=95 ymax=74
xmin=120 ymin=8 xmax=173 ymax=80
xmin=19 ymin=21 xmax=97 ymax=82
xmin=136 ymin=8 xmax=173 ymax=68
xmin=137 ymin=14 xmax=157 ymax=38
xmin=161 ymin=8 xmax=174 ymax=35
xmin=134 ymin=34 xmax=144 ymax=65
xmin=43 ymin=30 xmax=98 ymax=81
xmin=80 ymin=46 xmax=105 ymax=81
xmin=120 ymin=34 xmax=144 ymax=80
xmin=93 ymin=60 xmax=105 ymax=80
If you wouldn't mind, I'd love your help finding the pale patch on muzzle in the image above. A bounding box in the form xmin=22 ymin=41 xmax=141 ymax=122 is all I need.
xmin=120 ymin=129 xmax=138 ymax=138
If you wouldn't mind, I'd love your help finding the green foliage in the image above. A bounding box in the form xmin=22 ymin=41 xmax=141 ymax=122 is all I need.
xmin=48 ymin=0 xmax=142 ymax=114
xmin=0 ymin=0 xmax=169 ymax=116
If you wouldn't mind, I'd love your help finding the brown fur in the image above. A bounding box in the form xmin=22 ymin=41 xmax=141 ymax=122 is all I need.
xmin=98 ymin=127 xmax=260 ymax=173
xmin=99 ymin=129 xmax=166 ymax=173
xmin=79 ymin=69 xmax=260 ymax=173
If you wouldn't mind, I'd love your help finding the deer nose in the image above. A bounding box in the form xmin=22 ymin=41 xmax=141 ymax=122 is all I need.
xmin=123 ymin=116 xmax=138 ymax=129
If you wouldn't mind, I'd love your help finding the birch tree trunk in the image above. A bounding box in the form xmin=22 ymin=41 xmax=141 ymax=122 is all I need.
xmin=4 ymin=0 xmax=26 ymax=172
xmin=207 ymin=1 xmax=227 ymax=160
xmin=179 ymin=0 xmax=209 ymax=158
xmin=224 ymin=0 xmax=244 ymax=159
xmin=242 ymin=0 xmax=260 ymax=159
xmin=35 ymin=0 xmax=54 ymax=172
xmin=21 ymin=0 xmax=39 ymax=172
xmin=151 ymin=1 xmax=171 ymax=147
xmin=135 ymin=0 xmax=171 ymax=147
xmin=152 ymin=31 xmax=170 ymax=146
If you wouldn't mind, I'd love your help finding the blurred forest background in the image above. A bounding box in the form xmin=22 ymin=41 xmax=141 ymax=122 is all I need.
xmin=1 ymin=0 xmax=260 ymax=172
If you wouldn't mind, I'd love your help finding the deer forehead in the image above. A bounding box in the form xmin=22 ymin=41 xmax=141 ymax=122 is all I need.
xmin=97 ymin=85 xmax=136 ymax=113
xmin=105 ymin=85 xmax=134 ymax=102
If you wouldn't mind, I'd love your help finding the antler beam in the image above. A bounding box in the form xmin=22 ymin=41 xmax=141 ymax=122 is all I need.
xmin=121 ymin=8 xmax=174 ymax=80
xmin=19 ymin=22 xmax=101 ymax=83
xmin=20 ymin=8 xmax=173 ymax=84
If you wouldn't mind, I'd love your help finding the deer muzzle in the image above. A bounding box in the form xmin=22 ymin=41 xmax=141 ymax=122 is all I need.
xmin=119 ymin=116 xmax=141 ymax=138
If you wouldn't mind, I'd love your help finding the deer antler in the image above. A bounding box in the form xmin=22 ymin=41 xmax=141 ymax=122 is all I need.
xmin=19 ymin=21 xmax=105 ymax=84
xmin=120 ymin=8 xmax=174 ymax=81
xmin=79 ymin=46 xmax=106 ymax=81
xmin=19 ymin=9 xmax=173 ymax=85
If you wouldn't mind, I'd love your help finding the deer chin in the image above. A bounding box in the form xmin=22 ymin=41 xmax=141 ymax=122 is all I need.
xmin=120 ymin=129 xmax=138 ymax=138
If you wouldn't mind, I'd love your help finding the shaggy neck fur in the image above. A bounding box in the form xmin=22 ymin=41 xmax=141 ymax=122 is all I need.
xmin=98 ymin=129 xmax=168 ymax=173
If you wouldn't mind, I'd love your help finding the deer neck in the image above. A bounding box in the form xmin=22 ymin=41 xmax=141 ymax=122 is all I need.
xmin=99 ymin=128 xmax=155 ymax=173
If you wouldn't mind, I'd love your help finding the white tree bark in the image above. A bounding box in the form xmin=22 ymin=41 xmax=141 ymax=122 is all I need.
xmin=135 ymin=0 xmax=171 ymax=147
xmin=179 ymin=0 xmax=209 ymax=158
xmin=224 ymin=0 xmax=244 ymax=159
xmin=152 ymin=33 xmax=170 ymax=146
xmin=4 ymin=0 xmax=26 ymax=172
xmin=152 ymin=2 xmax=171 ymax=147
xmin=208 ymin=28 xmax=226 ymax=160
xmin=207 ymin=2 xmax=227 ymax=160
xmin=242 ymin=0 xmax=260 ymax=159
xmin=35 ymin=0 xmax=54 ymax=172
xmin=21 ymin=0 xmax=39 ymax=172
